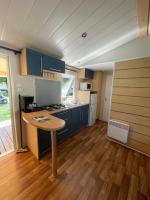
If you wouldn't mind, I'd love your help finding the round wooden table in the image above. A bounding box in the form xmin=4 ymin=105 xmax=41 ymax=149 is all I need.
xmin=22 ymin=110 xmax=65 ymax=178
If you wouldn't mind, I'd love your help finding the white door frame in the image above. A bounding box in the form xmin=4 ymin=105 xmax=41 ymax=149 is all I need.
xmin=0 ymin=52 xmax=18 ymax=151
xmin=100 ymin=72 xmax=113 ymax=122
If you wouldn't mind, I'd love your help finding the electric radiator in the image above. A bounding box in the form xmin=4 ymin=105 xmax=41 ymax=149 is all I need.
xmin=107 ymin=120 xmax=129 ymax=143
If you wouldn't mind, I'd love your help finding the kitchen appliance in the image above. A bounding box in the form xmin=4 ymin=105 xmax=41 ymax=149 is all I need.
xmin=88 ymin=93 xmax=97 ymax=126
xmin=76 ymin=90 xmax=97 ymax=126
xmin=19 ymin=95 xmax=35 ymax=113
xmin=43 ymin=104 xmax=66 ymax=111
xmin=80 ymin=82 xmax=92 ymax=91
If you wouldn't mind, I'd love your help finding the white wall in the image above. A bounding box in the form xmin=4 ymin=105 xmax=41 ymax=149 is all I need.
xmin=10 ymin=55 xmax=35 ymax=110
xmin=0 ymin=49 xmax=39 ymax=149
xmin=85 ymin=35 xmax=150 ymax=67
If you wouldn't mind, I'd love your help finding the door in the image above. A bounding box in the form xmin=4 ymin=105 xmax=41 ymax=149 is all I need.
xmin=0 ymin=56 xmax=14 ymax=156
xmin=101 ymin=73 xmax=113 ymax=122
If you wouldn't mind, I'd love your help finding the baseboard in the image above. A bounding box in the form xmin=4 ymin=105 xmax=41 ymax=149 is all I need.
xmin=107 ymin=136 xmax=150 ymax=157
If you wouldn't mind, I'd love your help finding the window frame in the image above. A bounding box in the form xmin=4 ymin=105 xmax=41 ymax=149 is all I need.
xmin=61 ymin=69 xmax=79 ymax=101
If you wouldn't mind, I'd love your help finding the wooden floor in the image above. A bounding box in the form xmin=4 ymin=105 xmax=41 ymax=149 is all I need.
xmin=0 ymin=121 xmax=149 ymax=200
xmin=0 ymin=121 xmax=14 ymax=155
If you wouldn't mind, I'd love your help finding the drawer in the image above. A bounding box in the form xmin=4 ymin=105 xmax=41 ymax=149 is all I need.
xmin=53 ymin=109 xmax=71 ymax=119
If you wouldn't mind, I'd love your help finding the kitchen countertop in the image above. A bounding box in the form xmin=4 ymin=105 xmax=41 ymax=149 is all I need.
xmin=22 ymin=110 xmax=65 ymax=131
xmin=47 ymin=102 xmax=89 ymax=114
xmin=22 ymin=103 xmax=89 ymax=131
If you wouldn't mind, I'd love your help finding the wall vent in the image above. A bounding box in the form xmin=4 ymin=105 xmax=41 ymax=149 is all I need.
xmin=107 ymin=120 xmax=129 ymax=143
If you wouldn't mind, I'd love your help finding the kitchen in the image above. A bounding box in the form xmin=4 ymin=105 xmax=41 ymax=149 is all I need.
xmin=0 ymin=0 xmax=150 ymax=199
xmin=19 ymin=48 xmax=102 ymax=178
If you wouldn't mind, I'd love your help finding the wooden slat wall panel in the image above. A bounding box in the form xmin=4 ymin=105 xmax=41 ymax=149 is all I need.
xmin=115 ymin=57 xmax=150 ymax=70
xmin=113 ymin=87 xmax=150 ymax=97
xmin=129 ymin=124 xmax=150 ymax=137
xmin=111 ymin=103 xmax=150 ymax=118
xmin=114 ymin=68 xmax=150 ymax=78
xmin=111 ymin=57 xmax=150 ymax=155
xmin=113 ymin=78 xmax=150 ymax=87
xmin=112 ymin=95 xmax=150 ymax=107
xmin=111 ymin=111 xmax=150 ymax=127
xmin=128 ymin=139 xmax=150 ymax=155
xmin=129 ymin=132 xmax=150 ymax=146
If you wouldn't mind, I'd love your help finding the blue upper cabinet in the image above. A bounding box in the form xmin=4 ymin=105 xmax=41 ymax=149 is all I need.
xmin=85 ymin=69 xmax=94 ymax=79
xmin=20 ymin=48 xmax=43 ymax=76
xmin=42 ymin=54 xmax=65 ymax=73
xmin=78 ymin=68 xmax=94 ymax=79
xmin=20 ymin=48 xmax=65 ymax=76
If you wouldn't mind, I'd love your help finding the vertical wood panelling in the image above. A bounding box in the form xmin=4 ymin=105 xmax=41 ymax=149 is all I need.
xmin=92 ymin=71 xmax=102 ymax=119
xmin=111 ymin=57 xmax=150 ymax=155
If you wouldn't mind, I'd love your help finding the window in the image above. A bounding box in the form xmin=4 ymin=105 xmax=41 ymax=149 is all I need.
xmin=61 ymin=69 xmax=78 ymax=101
xmin=61 ymin=76 xmax=74 ymax=97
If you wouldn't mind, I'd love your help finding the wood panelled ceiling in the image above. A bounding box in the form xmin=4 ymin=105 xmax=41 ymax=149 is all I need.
xmin=0 ymin=0 xmax=144 ymax=69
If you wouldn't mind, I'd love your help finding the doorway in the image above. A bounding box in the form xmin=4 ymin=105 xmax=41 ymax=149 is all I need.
xmin=100 ymin=72 xmax=113 ymax=122
xmin=0 ymin=56 xmax=14 ymax=156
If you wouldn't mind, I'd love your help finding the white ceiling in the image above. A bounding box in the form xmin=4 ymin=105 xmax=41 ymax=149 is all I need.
xmin=0 ymin=0 xmax=144 ymax=71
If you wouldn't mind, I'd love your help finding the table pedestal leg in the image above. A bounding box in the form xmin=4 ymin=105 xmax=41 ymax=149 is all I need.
xmin=50 ymin=130 xmax=57 ymax=178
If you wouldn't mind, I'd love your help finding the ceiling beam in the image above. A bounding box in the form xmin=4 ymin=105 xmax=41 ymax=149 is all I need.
xmin=137 ymin=0 xmax=150 ymax=37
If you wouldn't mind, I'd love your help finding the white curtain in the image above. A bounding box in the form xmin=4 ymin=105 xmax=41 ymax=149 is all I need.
xmin=65 ymin=69 xmax=79 ymax=99
xmin=0 ymin=48 xmax=22 ymax=150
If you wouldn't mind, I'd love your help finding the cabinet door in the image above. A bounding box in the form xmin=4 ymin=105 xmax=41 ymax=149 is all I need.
xmin=80 ymin=105 xmax=89 ymax=127
xmin=53 ymin=110 xmax=71 ymax=142
xmin=85 ymin=69 xmax=94 ymax=79
xmin=71 ymin=107 xmax=81 ymax=133
xmin=42 ymin=55 xmax=65 ymax=73
xmin=38 ymin=129 xmax=51 ymax=154
xmin=26 ymin=48 xmax=42 ymax=76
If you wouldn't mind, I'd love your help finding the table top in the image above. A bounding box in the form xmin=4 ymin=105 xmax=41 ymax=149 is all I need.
xmin=22 ymin=110 xmax=65 ymax=132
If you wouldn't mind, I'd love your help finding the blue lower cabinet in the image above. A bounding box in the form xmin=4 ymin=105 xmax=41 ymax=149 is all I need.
xmin=53 ymin=110 xmax=71 ymax=142
xmin=38 ymin=129 xmax=51 ymax=154
xmin=71 ymin=105 xmax=89 ymax=132
xmin=71 ymin=107 xmax=81 ymax=133
xmin=80 ymin=105 xmax=89 ymax=128
xmin=38 ymin=105 xmax=89 ymax=155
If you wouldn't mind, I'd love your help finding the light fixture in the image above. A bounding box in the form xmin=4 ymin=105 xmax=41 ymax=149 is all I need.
xmin=81 ymin=32 xmax=87 ymax=38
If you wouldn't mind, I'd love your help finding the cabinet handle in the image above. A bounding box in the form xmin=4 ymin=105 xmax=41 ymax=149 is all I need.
xmin=58 ymin=128 xmax=69 ymax=135
xmin=41 ymin=56 xmax=43 ymax=74
xmin=58 ymin=110 xmax=69 ymax=115
xmin=64 ymin=118 xmax=69 ymax=121
xmin=46 ymin=67 xmax=61 ymax=73
xmin=80 ymin=112 xmax=82 ymax=121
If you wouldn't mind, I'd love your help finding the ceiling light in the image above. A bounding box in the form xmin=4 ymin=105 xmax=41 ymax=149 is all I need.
xmin=81 ymin=32 xmax=87 ymax=38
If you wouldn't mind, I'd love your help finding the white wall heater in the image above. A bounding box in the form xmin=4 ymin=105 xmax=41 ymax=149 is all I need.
xmin=107 ymin=120 xmax=129 ymax=144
